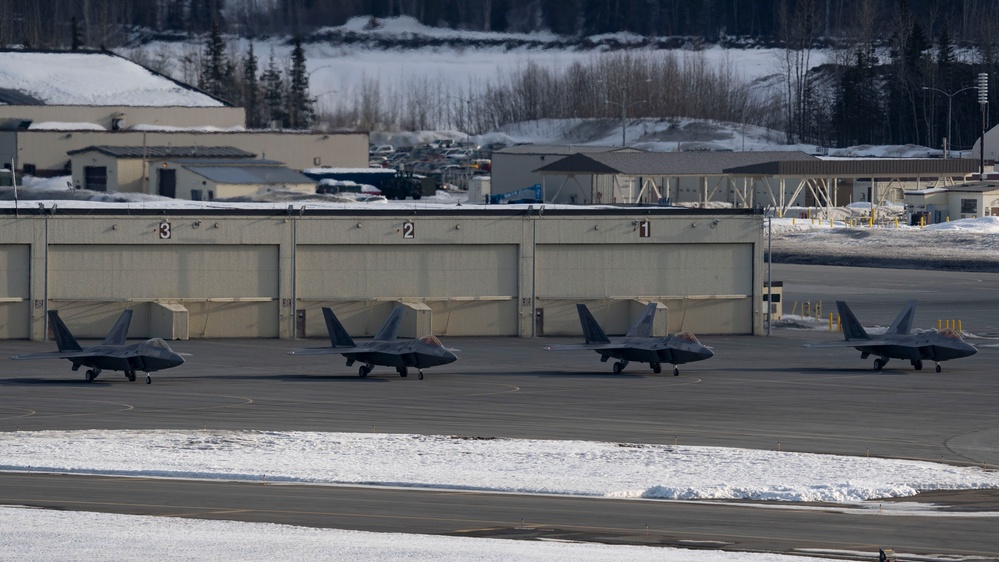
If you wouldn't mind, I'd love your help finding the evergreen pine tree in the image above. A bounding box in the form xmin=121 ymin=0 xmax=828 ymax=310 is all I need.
xmin=201 ymin=20 xmax=228 ymax=100
xmin=70 ymin=16 xmax=83 ymax=51
xmin=288 ymin=36 xmax=315 ymax=129
xmin=243 ymin=42 xmax=261 ymax=128
xmin=262 ymin=51 xmax=287 ymax=128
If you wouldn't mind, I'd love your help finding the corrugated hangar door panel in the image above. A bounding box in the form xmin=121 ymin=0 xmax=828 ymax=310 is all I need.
xmin=297 ymin=245 xmax=518 ymax=299
xmin=536 ymin=244 xmax=752 ymax=297
xmin=0 ymin=245 xmax=30 ymax=338
xmin=48 ymin=245 xmax=278 ymax=299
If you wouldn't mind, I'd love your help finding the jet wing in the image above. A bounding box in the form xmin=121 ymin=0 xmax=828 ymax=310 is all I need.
xmin=545 ymin=342 xmax=657 ymax=352
xmin=288 ymin=344 xmax=392 ymax=356
xmin=803 ymin=339 xmax=901 ymax=349
xmin=11 ymin=350 xmax=98 ymax=360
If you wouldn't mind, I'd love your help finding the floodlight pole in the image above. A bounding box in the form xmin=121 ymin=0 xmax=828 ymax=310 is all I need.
xmin=601 ymin=80 xmax=648 ymax=147
xmin=922 ymin=85 xmax=975 ymax=158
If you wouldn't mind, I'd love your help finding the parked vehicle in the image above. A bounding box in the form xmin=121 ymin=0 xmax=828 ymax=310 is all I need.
xmin=369 ymin=145 xmax=394 ymax=155
xmin=381 ymin=170 xmax=425 ymax=200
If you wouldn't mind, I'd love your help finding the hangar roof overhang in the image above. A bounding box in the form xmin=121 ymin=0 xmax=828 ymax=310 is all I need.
xmin=724 ymin=158 xmax=981 ymax=177
xmin=0 ymin=204 xmax=760 ymax=218
xmin=68 ymin=145 xmax=256 ymax=159
xmin=533 ymin=151 xmax=819 ymax=176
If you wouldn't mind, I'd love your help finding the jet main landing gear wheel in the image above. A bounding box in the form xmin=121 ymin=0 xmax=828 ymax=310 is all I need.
xmin=358 ymin=365 xmax=372 ymax=378
xmin=873 ymin=358 xmax=886 ymax=371
xmin=397 ymin=366 xmax=408 ymax=378
xmin=612 ymin=361 xmax=628 ymax=374
xmin=911 ymin=359 xmax=923 ymax=371
xmin=652 ymin=363 xmax=662 ymax=374
xmin=126 ymin=371 xmax=136 ymax=382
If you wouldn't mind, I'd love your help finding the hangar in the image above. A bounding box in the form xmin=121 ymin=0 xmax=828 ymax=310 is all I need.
xmin=0 ymin=206 xmax=765 ymax=341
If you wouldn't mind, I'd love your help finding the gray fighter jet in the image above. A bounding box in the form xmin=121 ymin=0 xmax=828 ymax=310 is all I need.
xmin=544 ymin=302 xmax=714 ymax=375
xmin=10 ymin=309 xmax=186 ymax=384
xmin=288 ymin=305 xmax=457 ymax=380
xmin=803 ymin=300 xmax=977 ymax=372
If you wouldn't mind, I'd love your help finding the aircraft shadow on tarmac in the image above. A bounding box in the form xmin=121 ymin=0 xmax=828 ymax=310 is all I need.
xmin=0 ymin=377 xmax=120 ymax=386
xmin=723 ymin=366 xmax=914 ymax=376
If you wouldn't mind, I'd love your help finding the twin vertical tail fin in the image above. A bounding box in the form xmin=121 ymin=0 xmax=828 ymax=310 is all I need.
xmin=836 ymin=301 xmax=870 ymax=341
xmin=576 ymin=304 xmax=611 ymax=344
xmin=886 ymin=300 xmax=917 ymax=335
xmin=101 ymin=309 xmax=133 ymax=345
xmin=322 ymin=307 xmax=356 ymax=347
xmin=373 ymin=305 xmax=403 ymax=341
xmin=48 ymin=310 xmax=82 ymax=352
xmin=625 ymin=302 xmax=658 ymax=338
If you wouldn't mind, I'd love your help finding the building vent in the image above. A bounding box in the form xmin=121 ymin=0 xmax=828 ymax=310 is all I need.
xmin=111 ymin=117 xmax=125 ymax=130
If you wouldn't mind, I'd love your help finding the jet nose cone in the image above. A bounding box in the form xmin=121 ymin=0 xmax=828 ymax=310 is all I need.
xmin=699 ymin=346 xmax=714 ymax=360
xmin=443 ymin=350 xmax=458 ymax=364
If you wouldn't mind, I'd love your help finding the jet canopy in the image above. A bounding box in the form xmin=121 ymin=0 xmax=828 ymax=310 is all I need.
xmin=418 ymin=335 xmax=444 ymax=347
xmin=938 ymin=328 xmax=964 ymax=340
xmin=673 ymin=331 xmax=701 ymax=343
xmin=144 ymin=338 xmax=173 ymax=349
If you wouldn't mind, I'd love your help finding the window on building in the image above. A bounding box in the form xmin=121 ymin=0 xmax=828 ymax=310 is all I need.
xmin=84 ymin=166 xmax=107 ymax=191
xmin=961 ymin=199 xmax=977 ymax=214
xmin=22 ymin=164 xmax=36 ymax=175
xmin=191 ymin=189 xmax=202 ymax=201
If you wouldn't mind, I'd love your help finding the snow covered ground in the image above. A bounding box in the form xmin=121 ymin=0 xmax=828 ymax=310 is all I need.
xmin=4 ymin=429 xmax=997 ymax=561
xmin=1 ymin=505 xmax=847 ymax=562
xmin=7 ymin=430 xmax=998 ymax=505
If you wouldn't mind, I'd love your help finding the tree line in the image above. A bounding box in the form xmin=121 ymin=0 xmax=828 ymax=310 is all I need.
xmin=3 ymin=0 xmax=997 ymax=149
xmin=5 ymin=0 xmax=999 ymax=47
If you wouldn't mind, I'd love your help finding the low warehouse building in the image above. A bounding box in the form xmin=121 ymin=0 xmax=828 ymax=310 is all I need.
xmin=0 ymin=206 xmax=765 ymax=340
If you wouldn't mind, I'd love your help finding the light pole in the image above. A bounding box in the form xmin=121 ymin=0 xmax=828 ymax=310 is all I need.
xmin=600 ymin=80 xmax=648 ymax=147
xmin=922 ymin=85 xmax=975 ymax=158
xmin=978 ymin=73 xmax=989 ymax=179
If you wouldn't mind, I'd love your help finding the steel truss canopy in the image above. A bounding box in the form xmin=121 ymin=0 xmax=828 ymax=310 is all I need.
xmin=535 ymin=151 xmax=981 ymax=217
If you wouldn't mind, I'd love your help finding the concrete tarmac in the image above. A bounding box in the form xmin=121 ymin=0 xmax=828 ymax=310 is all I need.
xmin=1 ymin=264 xmax=998 ymax=558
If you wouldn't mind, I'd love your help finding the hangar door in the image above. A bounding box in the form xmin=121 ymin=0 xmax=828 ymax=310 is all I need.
xmin=0 ymin=245 xmax=30 ymax=339
xmin=48 ymin=245 xmax=279 ymax=337
xmin=297 ymin=244 xmax=518 ymax=336
xmin=537 ymin=243 xmax=753 ymax=335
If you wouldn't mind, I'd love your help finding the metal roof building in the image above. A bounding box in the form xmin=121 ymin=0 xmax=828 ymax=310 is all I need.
xmin=534 ymin=151 xmax=982 ymax=217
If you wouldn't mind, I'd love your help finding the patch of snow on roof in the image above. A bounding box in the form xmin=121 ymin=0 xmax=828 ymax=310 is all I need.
xmin=0 ymin=51 xmax=224 ymax=107
xmin=27 ymin=121 xmax=106 ymax=131
xmin=130 ymin=124 xmax=246 ymax=132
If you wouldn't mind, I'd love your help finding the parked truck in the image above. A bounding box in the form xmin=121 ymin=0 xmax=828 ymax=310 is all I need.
xmin=382 ymin=170 xmax=434 ymax=200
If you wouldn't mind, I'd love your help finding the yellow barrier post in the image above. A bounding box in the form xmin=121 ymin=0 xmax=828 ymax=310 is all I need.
xmin=958 ymin=320 xmax=963 ymax=332
xmin=937 ymin=319 xmax=941 ymax=330
xmin=894 ymin=218 xmax=898 ymax=228
xmin=829 ymin=313 xmax=833 ymax=331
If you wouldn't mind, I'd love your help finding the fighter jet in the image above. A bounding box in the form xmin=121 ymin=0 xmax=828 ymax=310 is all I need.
xmin=10 ymin=309 xmax=186 ymax=384
xmin=287 ymin=305 xmax=457 ymax=380
xmin=803 ymin=300 xmax=977 ymax=372
xmin=544 ymin=302 xmax=714 ymax=375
